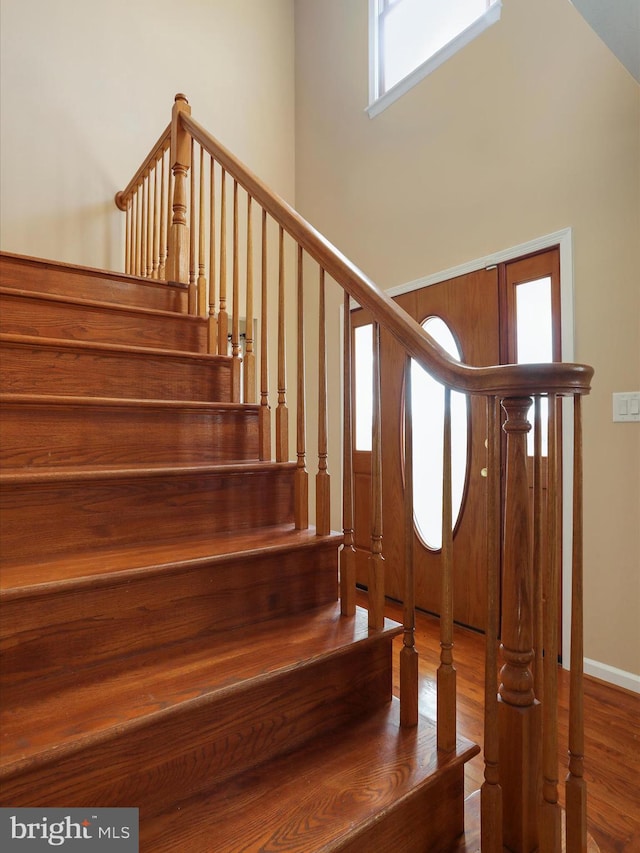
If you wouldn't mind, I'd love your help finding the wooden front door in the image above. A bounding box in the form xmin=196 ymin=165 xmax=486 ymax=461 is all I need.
xmin=352 ymin=268 xmax=500 ymax=631
xmin=352 ymin=248 xmax=562 ymax=634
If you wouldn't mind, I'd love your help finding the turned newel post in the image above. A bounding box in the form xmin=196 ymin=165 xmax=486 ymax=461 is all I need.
xmin=499 ymin=396 xmax=541 ymax=853
xmin=166 ymin=93 xmax=192 ymax=285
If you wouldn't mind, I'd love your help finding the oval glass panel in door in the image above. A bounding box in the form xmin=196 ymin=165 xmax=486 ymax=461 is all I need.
xmin=410 ymin=316 xmax=469 ymax=550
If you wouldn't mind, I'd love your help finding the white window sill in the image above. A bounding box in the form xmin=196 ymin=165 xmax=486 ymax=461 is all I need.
xmin=366 ymin=1 xmax=502 ymax=119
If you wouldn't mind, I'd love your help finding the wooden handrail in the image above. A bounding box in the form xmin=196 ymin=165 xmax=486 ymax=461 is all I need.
xmin=180 ymin=111 xmax=593 ymax=398
xmin=115 ymin=96 xmax=594 ymax=853
xmin=115 ymin=124 xmax=171 ymax=211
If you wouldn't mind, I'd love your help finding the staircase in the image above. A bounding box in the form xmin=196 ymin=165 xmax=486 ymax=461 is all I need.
xmin=0 ymin=251 xmax=480 ymax=852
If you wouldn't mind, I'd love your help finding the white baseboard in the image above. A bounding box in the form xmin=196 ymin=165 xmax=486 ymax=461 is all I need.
xmin=583 ymin=658 xmax=640 ymax=694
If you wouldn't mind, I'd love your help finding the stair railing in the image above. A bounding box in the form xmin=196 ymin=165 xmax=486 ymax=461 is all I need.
xmin=115 ymin=124 xmax=172 ymax=282
xmin=115 ymin=94 xmax=594 ymax=853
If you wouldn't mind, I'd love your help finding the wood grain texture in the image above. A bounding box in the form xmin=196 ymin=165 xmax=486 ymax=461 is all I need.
xmin=0 ymin=251 xmax=186 ymax=311
xmin=1 ymin=224 xmax=597 ymax=851
xmin=499 ymin=397 xmax=539 ymax=851
xmin=0 ymin=288 xmax=206 ymax=351
xmin=141 ymin=700 xmax=478 ymax=853
xmin=1 ymin=606 xmax=400 ymax=817
xmin=1 ymin=334 xmax=232 ymax=401
xmin=375 ymin=594 xmax=639 ymax=853
xmin=0 ymin=395 xmax=260 ymax=467
xmin=1 ymin=528 xmax=342 ymax=698
xmin=0 ymin=463 xmax=296 ymax=561
xmin=458 ymin=792 xmax=600 ymax=853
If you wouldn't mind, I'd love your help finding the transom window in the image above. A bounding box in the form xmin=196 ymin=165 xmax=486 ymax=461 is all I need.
xmin=368 ymin=0 xmax=502 ymax=117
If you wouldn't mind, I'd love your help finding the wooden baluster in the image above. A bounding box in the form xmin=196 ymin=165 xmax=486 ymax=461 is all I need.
xmin=188 ymin=139 xmax=197 ymax=313
xmin=207 ymin=156 xmax=217 ymax=353
xmin=316 ymin=267 xmax=330 ymax=536
xmin=400 ymin=356 xmax=418 ymax=728
xmin=438 ymin=385 xmax=456 ymax=752
xmin=533 ymin=396 xmax=544 ymax=701
xmin=165 ymin=152 xmax=173 ymax=278
xmin=141 ymin=173 xmax=148 ymax=277
xmin=275 ymin=225 xmax=288 ymax=462
xmin=566 ymin=395 xmax=587 ymax=852
xmin=130 ymin=196 xmax=136 ymax=276
xmin=125 ymin=198 xmax=131 ymax=275
xmin=231 ymin=179 xmax=241 ymax=402
xmin=128 ymin=197 xmax=134 ymax=276
xmin=151 ymin=161 xmax=159 ymax=279
xmin=541 ymin=394 xmax=562 ymax=851
xmin=218 ymin=167 xmax=229 ymax=354
xmin=368 ymin=321 xmax=384 ymax=631
xmin=243 ymin=195 xmax=256 ymax=402
xmin=340 ymin=291 xmax=356 ymax=616
xmin=499 ymin=396 xmax=541 ymax=853
xmin=197 ymin=144 xmax=207 ymax=318
xmin=138 ymin=178 xmax=145 ymax=276
xmin=481 ymin=396 xmax=503 ymax=852
xmin=295 ymin=245 xmax=308 ymax=529
xmin=167 ymin=93 xmax=192 ymax=285
xmin=158 ymin=149 xmax=167 ymax=280
xmin=131 ymin=189 xmax=136 ymax=276
xmin=135 ymin=187 xmax=142 ymax=277
xmin=146 ymin=169 xmax=153 ymax=277
xmin=259 ymin=209 xmax=271 ymax=460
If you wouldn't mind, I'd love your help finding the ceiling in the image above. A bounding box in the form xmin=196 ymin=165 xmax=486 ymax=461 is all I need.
xmin=571 ymin=0 xmax=640 ymax=82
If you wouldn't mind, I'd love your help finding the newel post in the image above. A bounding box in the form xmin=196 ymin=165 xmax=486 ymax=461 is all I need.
xmin=499 ymin=397 xmax=541 ymax=853
xmin=166 ymin=94 xmax=192 ymax=287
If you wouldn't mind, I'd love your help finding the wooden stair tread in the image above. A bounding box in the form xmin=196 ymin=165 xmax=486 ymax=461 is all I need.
xmin=0 ymin=459 xmax=291 ymax=485
xmin=1 ymin=462 xmax=296 ymax=561
xmin=0 ymin=252 xmax=188 ymax=314
xmin=0 ymin=392 xmax=259 ymax=412
xmin=0 ymin=251 xmax=184 ymax=292
xmin=143 ymin=699 xmax=480 ymax=853
xmin=1 ymin=332 xmax=234 ymax=403
xmin=0 ymin=394 xmax=261 ymax=468
xmin=0 ymin=250 xmax=480 ymax=847
xmin=0 ymin=285 xmax=203 ymax=321
xmin=0 ymin=287 xmax=207 ymax=351
xmin=1 ymin=604 xmax=400 ymax=774
xmin=0 ymin=331 xmax=227 ymax=362
xmin=0 ymin=524 xmax=342 ymax=593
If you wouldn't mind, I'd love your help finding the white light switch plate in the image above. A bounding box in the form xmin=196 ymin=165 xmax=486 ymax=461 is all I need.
xmin=612 ymin=391 xmax=640 ymax=422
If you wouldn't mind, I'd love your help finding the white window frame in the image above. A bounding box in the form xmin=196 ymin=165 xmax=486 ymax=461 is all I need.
xmin=367 ymin=0 xmax=502 ymax=118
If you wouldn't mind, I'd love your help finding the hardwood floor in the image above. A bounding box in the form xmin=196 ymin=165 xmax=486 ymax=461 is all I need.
xmin=366 ymin=594 xmax=640 ymax=852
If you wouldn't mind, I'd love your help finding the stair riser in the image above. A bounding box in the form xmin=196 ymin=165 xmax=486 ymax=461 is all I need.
xmin=0 ymin=639 xmax=394 ymax=817
xmin=0 ymin=291 xmax=206 ymax=351
xmin=339 ymin=767 xmax=465 ymax=853
xmin=1 ymin=339 xmax=232 ymax=401
xmin=1 ymin=468 xmax=295 ymax=562
xmin=1 ymin=542 xmax=339 ymax=697
xmin=0 ymin=255 xmax=187 ymax=312
xmin=0 ymin=401 xmax=259 ymax=467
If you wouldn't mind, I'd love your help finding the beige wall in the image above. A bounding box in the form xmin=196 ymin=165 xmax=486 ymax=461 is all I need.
xmin=0 ymin=0 xmax=295 ymax=270
xmin=294 ymin=0 xmax=640 ymax=678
